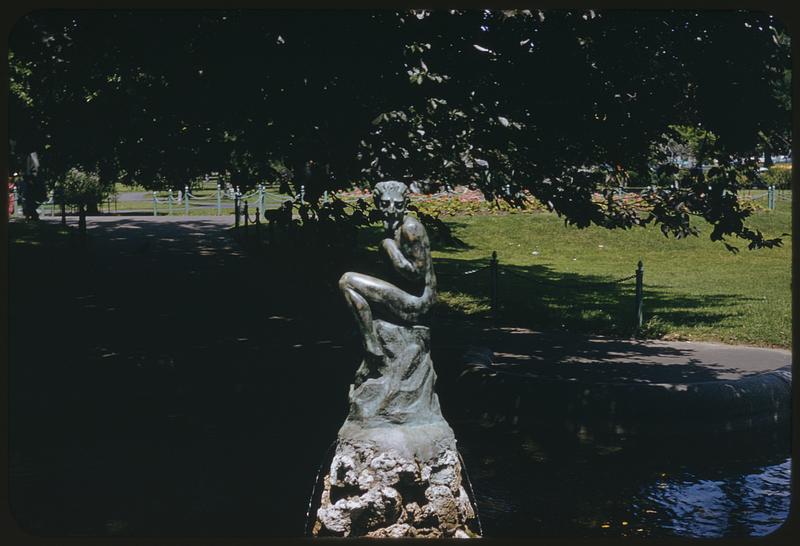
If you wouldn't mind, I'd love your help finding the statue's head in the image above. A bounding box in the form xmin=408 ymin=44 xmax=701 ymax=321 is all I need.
xmin=373 ymin=180 xmax=409 ymax=232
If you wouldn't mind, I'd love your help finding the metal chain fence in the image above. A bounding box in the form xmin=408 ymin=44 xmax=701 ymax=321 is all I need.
xmin=437 ymin=253 xmax=645 ymax=331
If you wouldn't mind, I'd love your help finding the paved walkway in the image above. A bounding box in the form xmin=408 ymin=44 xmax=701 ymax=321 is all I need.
xmin=468 ymin=327 xmax=791 ymax=386
xmin=115 ymin=191 xmax=151 ymax=201
xmin=50 ymin=213 xmax=234 ymax=225
xmin=456 ymin=327 xmax=791 ymax=431
xmin=42 ymin=214 xmax=238 ymax=254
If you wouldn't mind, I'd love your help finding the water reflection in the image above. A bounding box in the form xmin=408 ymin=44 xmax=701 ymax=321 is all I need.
xmin=639 ymin=459 xmax=790 ymax=537
xmin=453 ymin=419 xmax=791 ymax=538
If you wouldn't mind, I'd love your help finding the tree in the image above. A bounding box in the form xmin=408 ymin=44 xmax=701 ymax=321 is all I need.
xmin=362 ymin=9 xmax=789 ymax=248
xmin=8 ymin=9 xmax=790 ymax=249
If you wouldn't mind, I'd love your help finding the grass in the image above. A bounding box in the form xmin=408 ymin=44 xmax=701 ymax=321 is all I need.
xmin=12 ymin=192 xmax=792 ymax=348
xmin=245 ymin=194 xmax=791 ymax=348
xmin=8 ymin=218 xmax=73 ymax=246
xmin=430 ymin=204 xmax=792 ymax=348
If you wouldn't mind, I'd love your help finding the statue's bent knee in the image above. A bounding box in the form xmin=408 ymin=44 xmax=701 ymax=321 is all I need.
xmin=339 ymin=272 xmax=354 ymax=292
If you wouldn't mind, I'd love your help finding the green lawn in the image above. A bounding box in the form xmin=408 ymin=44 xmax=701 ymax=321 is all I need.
xmin=12 ymin=194 xmax=792 ymax=349
xmin=431 ymin=205 xmax=792 ymax=348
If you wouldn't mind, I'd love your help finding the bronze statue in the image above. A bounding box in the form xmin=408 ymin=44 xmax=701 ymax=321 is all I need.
xmin=339 ymin=180 xmax=437 ymax=360
xmin=312 ymin=181 xmax=479 ymax=538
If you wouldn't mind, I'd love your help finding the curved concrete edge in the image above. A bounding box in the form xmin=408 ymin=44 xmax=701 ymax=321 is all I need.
xmin=459 ymin=346 xmax=792 ymax=430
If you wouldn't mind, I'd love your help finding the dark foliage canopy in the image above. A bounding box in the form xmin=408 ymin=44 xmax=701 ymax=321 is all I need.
xmin=8 ymin=9 xmax=791 ymax=249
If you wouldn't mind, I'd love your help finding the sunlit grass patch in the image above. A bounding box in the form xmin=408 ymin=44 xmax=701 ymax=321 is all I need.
xmin=431 ymin=203 xmax=791 ymax=348
xmin=437 ymin=291 xmax=491 ymax=316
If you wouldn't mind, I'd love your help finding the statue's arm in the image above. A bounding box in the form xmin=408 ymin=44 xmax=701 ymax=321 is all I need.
xmin=381 ymin=237 xmax=420 ymax=281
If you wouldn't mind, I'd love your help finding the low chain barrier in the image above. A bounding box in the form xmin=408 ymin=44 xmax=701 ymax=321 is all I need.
xmin=604 ymin=272 xmax=638 ymax=285
xmin=438 ymin=252 xmax=645 ymax=331
xmin=145 ymin=183 xmax=294 ymax=218
xmin=181 ymin=185 xmax=307 ymax=220
xmin=10 ymin=188 xmax=115 ymax=223
xmin=436 ymin=265 xmax=492 ymax=278
xmin=742 ymin=186 xmax=788 ymax=210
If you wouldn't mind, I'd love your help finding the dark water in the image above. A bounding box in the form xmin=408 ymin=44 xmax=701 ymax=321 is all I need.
xmin=639 ymin=459 xmax=790 ymax=537
xmin=453 ymin=419 xmax=791 ymax=538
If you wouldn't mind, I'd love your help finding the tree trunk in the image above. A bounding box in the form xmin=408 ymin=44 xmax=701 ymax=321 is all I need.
xmin=78 ymin=202 xmax=87 ymax=234
xmin=85 ymin=199 xmax=100 ymax=214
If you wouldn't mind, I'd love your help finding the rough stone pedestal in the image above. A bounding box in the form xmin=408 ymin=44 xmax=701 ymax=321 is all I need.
xmin=312 ymin=320 xmax=479 ymax=538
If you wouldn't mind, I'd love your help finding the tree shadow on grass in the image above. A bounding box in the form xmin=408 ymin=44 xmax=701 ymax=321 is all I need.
xmin=431 ymin=255 xmax=748 ymax=339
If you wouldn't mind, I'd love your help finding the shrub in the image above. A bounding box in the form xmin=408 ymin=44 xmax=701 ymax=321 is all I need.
xmin=59 ymin=168 xmax=110 ymax=205
xmin=637 ymin=315 xmax=669 ymax=339
xmin=761 ymin=165 xmax=792 ymax=189
xmin=409 ymin=190 xmax=546 ymax=218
